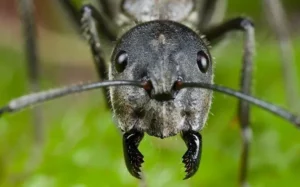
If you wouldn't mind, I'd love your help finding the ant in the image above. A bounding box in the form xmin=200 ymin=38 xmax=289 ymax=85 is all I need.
xmin=1 ymin=0 xmax=299 ymax=186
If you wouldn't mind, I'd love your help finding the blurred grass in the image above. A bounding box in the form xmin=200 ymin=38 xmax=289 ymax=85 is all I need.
xmin=0 ymin=31 xmax=300 ymax=187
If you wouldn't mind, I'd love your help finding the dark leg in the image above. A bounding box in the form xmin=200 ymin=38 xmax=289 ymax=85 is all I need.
xmin=18 ymin=0 xmax=43 ymax=145
xmin=80 ymin=5 xmax=112 ymax=108
xmin=203 ymin=17 xmax=254 ymax=45
xmin=59 ymin=1 xmax=117 ymax=108
xmin=263 ymin=0 xmax=299 ymax=111
xmin=181 ymin=130 xmax=202 ymax=180
xmin=59 ymin=1 xmax=109 ymax=80
xmin=197 ymin=0 xmax=227 ymax=30
xmin=203 ymin=17 xmax=255 ymax=187
xmin=60 ymin=0 xmax=117 ymax=40
xmin=18 ymin=0 xmax=44 ymax=168
xmin=96 ymin=0 xmax=119 ymax=21
xmin=123 ymin=129 xmax=145 ymax=179
xmin=80 ymin=5 xmax=108 ymax=81
xmin=80 ymin=4 xmax=118 ymax=41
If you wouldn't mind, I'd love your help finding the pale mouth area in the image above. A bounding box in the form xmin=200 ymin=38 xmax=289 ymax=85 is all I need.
xmin=140 ymin=100 xmax=188 ymax=138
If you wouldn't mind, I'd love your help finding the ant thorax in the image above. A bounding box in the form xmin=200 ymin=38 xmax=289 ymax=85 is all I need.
xmin=122 ymin=0 xmax=194 ymax=22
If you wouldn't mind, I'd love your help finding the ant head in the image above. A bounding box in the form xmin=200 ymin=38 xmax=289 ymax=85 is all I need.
xmin=109 ymin=20 xmax=213 ymax=138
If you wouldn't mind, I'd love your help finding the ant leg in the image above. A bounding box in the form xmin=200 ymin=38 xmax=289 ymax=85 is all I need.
xmin=263 ymin=0 xmax=299 ymax=111
xmin=196 ymin=0 xmax=227 ymax=30
xmin=96 ymin=0 xmax=120 ymax=22
xmin=59 ymin=1 xmax=119 ymax=108
xmin=79 ymin=5 xmax=109 ymax=83
xmin=18 ymin=0 xmax=44 ymax=172
xmin=203 ymin=17 xmax=255 ymax=187
xmin=79 ymin=5 xmax=113 ymax=108
xmin=60 ymin=0 xmax=117 ymax=40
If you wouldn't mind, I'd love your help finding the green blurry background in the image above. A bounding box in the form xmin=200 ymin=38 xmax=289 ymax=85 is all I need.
xmin=0 ymin=0 xmax=300 ymax=186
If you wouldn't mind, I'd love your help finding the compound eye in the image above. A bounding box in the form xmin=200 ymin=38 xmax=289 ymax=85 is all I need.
xmin=115 ymin=50 xmax=128 ymax=72
xmin=197 ymin=51 xmax=209 ymax=73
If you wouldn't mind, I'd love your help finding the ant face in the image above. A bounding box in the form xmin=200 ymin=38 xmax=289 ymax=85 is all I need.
xmin=2 ymin=0 xmax=298 ymax=183
xmin=110 ymin=21 xmax=213 ymax=138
